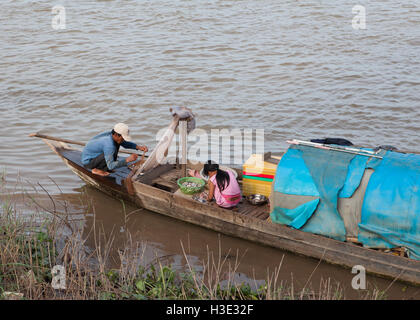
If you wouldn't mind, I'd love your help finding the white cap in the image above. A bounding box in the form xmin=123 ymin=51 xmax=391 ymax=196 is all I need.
xmin=113 ymin=123 xmax=132 ymax=141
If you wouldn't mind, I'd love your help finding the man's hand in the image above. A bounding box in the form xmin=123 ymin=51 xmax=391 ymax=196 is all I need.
xmin=136 ymin=145 xmax=148 ymax=152
xmin=126 ymin=153 xmax=138 ymax=163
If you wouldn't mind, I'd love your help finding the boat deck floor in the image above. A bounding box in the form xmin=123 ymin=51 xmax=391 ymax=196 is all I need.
xmin=60 ymin=148 xmax=270 ymax=220
xmin=152 ymin=167 xmax=270 ymax=220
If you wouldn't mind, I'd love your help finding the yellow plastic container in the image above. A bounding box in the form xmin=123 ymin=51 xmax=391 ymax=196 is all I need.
xmin=242 ymin=154 xmax=278 ymax=197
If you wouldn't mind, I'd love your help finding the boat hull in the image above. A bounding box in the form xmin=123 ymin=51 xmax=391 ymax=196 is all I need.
xmin=42 ymin=139 xmax=420 ymax=286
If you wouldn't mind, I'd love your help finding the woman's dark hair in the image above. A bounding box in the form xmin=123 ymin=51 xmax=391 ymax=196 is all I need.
xmin=204 ymin=160 xmax=230 ymax=192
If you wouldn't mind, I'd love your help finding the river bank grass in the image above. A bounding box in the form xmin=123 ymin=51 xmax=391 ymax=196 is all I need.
xmin=0 ymin=181 xmax=388 ymax=300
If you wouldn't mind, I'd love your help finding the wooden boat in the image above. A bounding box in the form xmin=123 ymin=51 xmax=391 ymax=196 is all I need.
xmin=35 ymin=136 xmax=420 ymax=286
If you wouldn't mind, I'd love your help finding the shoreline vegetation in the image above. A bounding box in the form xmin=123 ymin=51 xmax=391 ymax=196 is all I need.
xmin=0 ymin=178 xmax=389 ymax=300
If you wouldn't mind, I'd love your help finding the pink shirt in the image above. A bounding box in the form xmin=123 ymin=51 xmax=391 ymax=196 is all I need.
xmin=210 ymin=170 xmax=241 ymax=208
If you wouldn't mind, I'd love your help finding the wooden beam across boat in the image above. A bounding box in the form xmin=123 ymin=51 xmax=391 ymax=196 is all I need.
xmin=38 ymin=138 xmax=420 ymax=286
xmin=29 ymin=132 xmax=146 ymax=155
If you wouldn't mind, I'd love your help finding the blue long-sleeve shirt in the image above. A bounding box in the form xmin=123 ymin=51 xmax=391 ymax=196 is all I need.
xmin=81 ymin=131 xmax=137 ymax=170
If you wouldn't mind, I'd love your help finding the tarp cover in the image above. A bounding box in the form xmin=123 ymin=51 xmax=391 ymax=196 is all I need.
xmin=271 ymin=145 xmax=358 ymax=241
xmin=358 ymin=151 xmax=420 ymax=260
xmin=270 ymin=145 xmax=420 ymax=260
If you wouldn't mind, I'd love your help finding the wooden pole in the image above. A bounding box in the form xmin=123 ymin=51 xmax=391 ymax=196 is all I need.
xmin=29 ymin=132 xmax=145 ymax=155
xmin=287 ymin=139 xmax=383 ymax=159
xmin=29 ymin=132 xmax=85 ymax=146
xmin=179 ymin=120 xmax=188 ymax=178
xmin=175 ymin=137 xmax=180 ymax=169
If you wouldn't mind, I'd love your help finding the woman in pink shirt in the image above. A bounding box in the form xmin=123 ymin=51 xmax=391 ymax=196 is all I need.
xmin=189 ymin=160 xmax=241 ymax=208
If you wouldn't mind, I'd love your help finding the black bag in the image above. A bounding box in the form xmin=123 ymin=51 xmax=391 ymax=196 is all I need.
xmin=310 ymin=138 xmax=353 ymax=146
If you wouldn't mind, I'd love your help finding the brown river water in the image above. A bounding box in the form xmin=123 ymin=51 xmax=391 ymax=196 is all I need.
xmin=1 ymin=1 xmax=419 ymax=298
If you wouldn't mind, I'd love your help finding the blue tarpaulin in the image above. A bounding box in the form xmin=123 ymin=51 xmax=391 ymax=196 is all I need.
xmin=358 ymin=151 xmax=420 ymax=260
xmin=271 ymin=198 xmax=320 ymax=229
xmin=273 ymin=148 xmax=319 ymax=197
xmin=339 ymin=154 xmax=370 ymax=198
xmin=270 ymin=145 xmax=420 ymax=260
xmin=271 ymin=145 xmax=356 ymax=241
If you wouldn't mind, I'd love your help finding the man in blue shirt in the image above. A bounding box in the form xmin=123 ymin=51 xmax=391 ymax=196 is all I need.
xmin=81 ymin=123 xmax=148 ymax=176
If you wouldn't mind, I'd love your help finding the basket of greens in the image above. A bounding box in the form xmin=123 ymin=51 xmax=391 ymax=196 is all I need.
xmin=177 ymin=177 xmax=206 ymax=195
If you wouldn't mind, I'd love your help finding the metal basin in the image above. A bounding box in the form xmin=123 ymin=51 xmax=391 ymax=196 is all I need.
xmin=246 ymin=194 xmax=268 ymax=205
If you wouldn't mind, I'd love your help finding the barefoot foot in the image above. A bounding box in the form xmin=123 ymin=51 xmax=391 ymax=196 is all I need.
xmin=92 ymin=168 xmax=110 ymax=176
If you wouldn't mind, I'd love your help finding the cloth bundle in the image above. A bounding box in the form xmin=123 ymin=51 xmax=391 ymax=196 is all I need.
xmin=132 ymin=107 xmax=195 ymax=179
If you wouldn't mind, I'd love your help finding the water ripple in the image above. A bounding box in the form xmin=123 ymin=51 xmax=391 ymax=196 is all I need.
xmin=1 ymin=0 xmax=419 ymax=192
